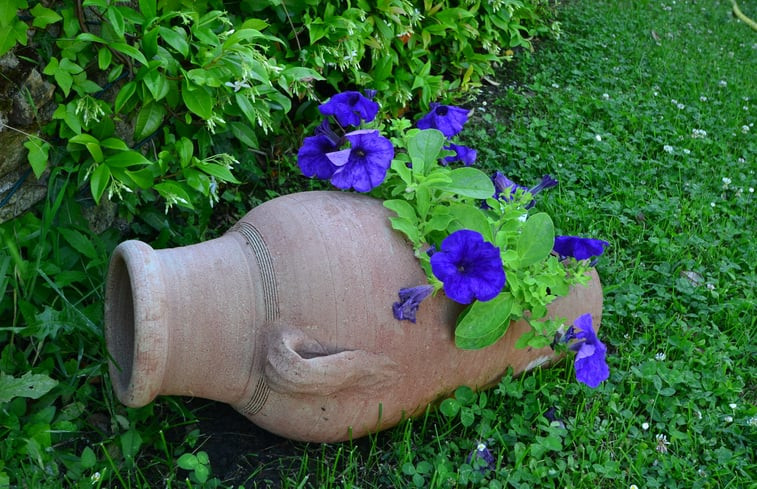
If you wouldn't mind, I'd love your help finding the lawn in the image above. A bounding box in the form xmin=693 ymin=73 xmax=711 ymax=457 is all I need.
xmin=2 ymin=0 xmax=755 ymax=487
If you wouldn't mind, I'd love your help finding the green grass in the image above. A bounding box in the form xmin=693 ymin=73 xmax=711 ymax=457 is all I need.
xmin=2 ymin=0 xmax=755 ymax=487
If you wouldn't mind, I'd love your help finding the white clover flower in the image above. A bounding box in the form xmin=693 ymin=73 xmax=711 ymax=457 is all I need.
xmin=718 ymin=80 xmax=728 ymax=87
xmin=552 ymin=83 xmax=560 ymax=89
xmin=692 ymin=128 xmax=708 ymax=138
xmin=729 ymin=403 xmax=737 ymax=409
xmin=671 ymin=98 xmax=678 ymax=105
xmin=710 ymin=202 xmax=716 ymax=208
xmin=748 ymin=416 xmax=757 ymax=427
xmin=749 ymin=187 xmax=754 ymax=193
xmin=602 ymin=93 xmax=610 ymax=100
xmin=683 ymin=148 xmax=691 ymax=155
xmin=595 ymin=134 xmax=602 ymax=141
xmin=742 ymin=125 xmax=750 ymax=133
xmin=677 ymin=103 xmax=685 ymax=110
xmin=706 ymin=283 xmax=716 ymax=291
xmin=642 ymin=422 xmax=650 ymax=430
xmin=630 ymin=485 xmax=639 ymax=489
xmin=724 ymin=415 xmax=733 ymax=423
xmin=722 ymin=177 xmax=732 ymax=186
xmin=655 ymin=352 xmax=666 ymax=361
xmin=656 ymin=434 xmax=670 ymax=453
xmin=663 ymin=145 xmax=674 ymax=154
xmin=700 ymin=96 xmax=708 ymax=102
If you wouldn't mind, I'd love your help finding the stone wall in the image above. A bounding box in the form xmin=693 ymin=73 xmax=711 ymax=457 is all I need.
xmin=0 ymin=47 xmax=57 ymax=223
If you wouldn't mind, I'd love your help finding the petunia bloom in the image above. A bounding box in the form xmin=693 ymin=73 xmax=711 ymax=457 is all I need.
xmin=297 ymin=134 xmax=339 ymax=180
xmin=327 ymin=129 xmax=394 ymax=192
xmin=430 ymin=229 xmax=505 ymax=304
xmin=416 ymin=104 xmax=470 ymax=138
xmin=553 ymin=235 xmax=610 ymax=261
xmin=443 ymin=144 xmax=477 ymax=166
xmin=563 ymin=313 xmax=609 ymax=388
xmin=318 ymin=91 xmax=379 ymax=127
xmin=392 ymin=285 xmax=434 ymax=323
xmin=492 ymin=173 xmax=557 ymax=208
xmin=467 ymin=443 xmax=496 ymax=473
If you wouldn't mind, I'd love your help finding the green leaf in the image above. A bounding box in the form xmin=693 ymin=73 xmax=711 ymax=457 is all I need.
xmin=448 ymin=203 xmax=493 ymax=241
xmin=158 ymin=26 xmax=189 ymax=57
xmin=230 ymin=122 xmax=258 ymax=148
xmin=177 ymin=453 xmax=198 ymax=470
xmin=383 ymin=199 xmax=417 ymax=223
xmin=455 ymin=293 xmax=514 ymax=349
xmin=120 ymin=430 xmax=142 ymax=461
xmin=439 ymin=398 xmax=460 ymax=418
xmin=97 ymin=46 xmax=112 ymax=70
xmin=433 ymin=167 xmax=494 ymax=199
xmin=24 ymin=139 xmax=50 ymax=179
xmin=30 ymin=4 xmax=62 ymax=28
xmin=516 ymin=212 xmax=555 ymax=268
xmin=111 ymin=42 xmax=148 ymax=66
xmin=80 ymin=447 xmax=97 ymax=469
xmin=99 ymin=137 xmax=129 ymax=151
xmin=59 ymin=228 xmax=98 ymax=260
xmin=105 ymin=150 xmax=151 ymax=168
xmin=195 ymin=161 xmax=240 ymax=183
xmin=0 ymin=371 xmax=58 ymax=403
xmin=182 ymin=79 xmax=213 ymax=119
xmin=90 ymin=164 xmax=111 ymax=204
xmin=388 ymin=217 xmax=419 ymax=243
xmin=155 ymin=181 xmax=193 ymax=209
xmin=114 ymin=81 xmax=137 ymax=113
xmin=105 ymin=6 xmax=125 ymax=38
xmin=176 ymin=138 xmax=193 ymax=167
xmin=134 ymin=102 xmax=165 ymax=141
xmin=407 ymin=129 xmax=445 ymax=176
xmin=138 ymin=0 xmax=156 ymax=20
xmin=124 ymin=168 xmax=154 ymax=189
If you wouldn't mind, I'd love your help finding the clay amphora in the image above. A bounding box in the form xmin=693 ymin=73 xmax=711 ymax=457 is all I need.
xmin=105 ymin=191 xmax=602 ymax=443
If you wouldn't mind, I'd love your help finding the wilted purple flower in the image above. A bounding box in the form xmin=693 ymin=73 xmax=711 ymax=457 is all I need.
xmin=392 ymin=285 xmax=434 ymax=323
xmin=467 ymin=443 xmax=496 ymax=473
xmin=553 ymin=236 xmax=610 ymax=260
xmin=563 ymin=313 xmax=609 ymax=388
xmin=492 ymin=172 xmax=557 ymax=208
xmin=416 ymin=104 xmax=470 ymax=138
xmin=318 ymin=91 xmax=379 ymax=127
xmin=430 ymin=230 xmax=505 ymax=304
xmin=327 ymin=129 xmax=394 ymax=192
xmin=443 ymin=144 xmax=477 ymax=166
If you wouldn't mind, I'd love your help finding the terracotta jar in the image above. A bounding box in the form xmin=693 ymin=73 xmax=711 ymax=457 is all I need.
xmin=105 ymin=191 xmax=602 ymax=443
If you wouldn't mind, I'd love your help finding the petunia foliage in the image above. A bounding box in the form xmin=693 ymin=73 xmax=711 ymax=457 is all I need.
xmin=297 ymin=93 xmax=609 ymax=384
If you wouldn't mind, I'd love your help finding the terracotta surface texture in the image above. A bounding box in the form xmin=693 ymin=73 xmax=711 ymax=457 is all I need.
xmin=105 ymin=191 xmax=603 ymax=442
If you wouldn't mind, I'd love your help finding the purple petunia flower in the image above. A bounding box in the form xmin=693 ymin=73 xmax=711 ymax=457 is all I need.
xmin=392 ymin=285 xmax=434 ymax=323
xmin=467 ymin=443 xmax=496 ymax=473
xmin=430 ymin=229 xmax=505 ymax=304
xmin=416 ymin=104 xmax=470 ymax=138
xmin=318 ymin=91 xmax=379 ymax=127
xmin=492 ymin=173 xmax=557 ymax=208
xmin=297 ymin=134 xmax=339 ymax=180
xmin=563 ymin=313 xmax=609 ymax=388
xmin=443 ymin=144 xmax=477 ymax=166
xmin=553 ymin=235 xmax=610 ymax=261
xmin=327 ymin=129 xmax=394 ymax=192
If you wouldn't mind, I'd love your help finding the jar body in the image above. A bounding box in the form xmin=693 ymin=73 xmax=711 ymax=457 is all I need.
xmin=105 ymin=191 xmax=603 ymax=442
